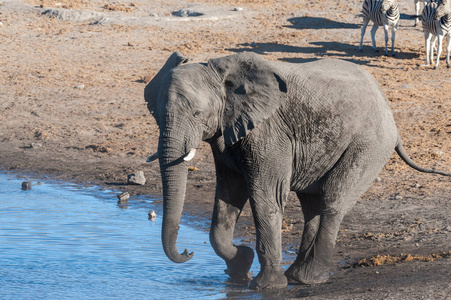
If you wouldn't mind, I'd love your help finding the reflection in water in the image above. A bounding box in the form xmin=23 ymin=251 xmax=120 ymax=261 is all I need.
xmin=0 ymin=172 xmax=265 ymax=300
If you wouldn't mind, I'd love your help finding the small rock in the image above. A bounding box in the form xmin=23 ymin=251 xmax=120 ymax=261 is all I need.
xmin=21 ymin=181 xmax=32 ymax=190
xmin=374 ymin=177 xmax=382 ymax=183
xmin=74 ymin=84 xmax=85 ymax=90
xmin=127 ymin=171 xmax=146 ymax=185
xmin=395 ymin=195 xmax=403 ymax=200
xmin=433 ymin=150 xmax=444 ymax=156
xmin=232 ymin=7 xmax=243 ymax=11
xmin=117 ymin=192 xmax=130 ymax=204
xmin=148 ymin=210 xmax=156 ymax=221
xmin=31 ymin=142 xmax=42 ymax=149
xmin=149 ymin=13 xmax=158 ymax=17
xmin=414 ymin=183 xmax=421 ymax=188
xmin=172 ymin=9 xmax=204 ymax=17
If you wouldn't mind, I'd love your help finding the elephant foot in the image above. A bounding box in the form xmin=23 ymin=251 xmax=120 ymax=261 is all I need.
xmin=249 ymin=269 xmax=287 ymax=290
xmin=285 ymin=258 xmax=330 ymax=285
xmin=224 ymin=246 xmax=254 ymax=281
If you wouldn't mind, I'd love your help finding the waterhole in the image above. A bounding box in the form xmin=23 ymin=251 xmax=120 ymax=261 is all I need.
xmin=0 ymin=172 xmax=263 ymax=299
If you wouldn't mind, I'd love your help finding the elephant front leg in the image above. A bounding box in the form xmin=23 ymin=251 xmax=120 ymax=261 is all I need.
xmin=248 ymin=187 xmax=289 ymax=290
xmin=209 ymin=164 xmax=254 ymax=282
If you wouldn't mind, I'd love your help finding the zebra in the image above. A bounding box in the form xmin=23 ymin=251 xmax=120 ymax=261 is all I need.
xmin=359 ymin=0 xmax=400 ymax=56
xmin=414 ymin=0 xmax=427 ymax=26
xmin=422 ymin=0 xmax=451 ymax=68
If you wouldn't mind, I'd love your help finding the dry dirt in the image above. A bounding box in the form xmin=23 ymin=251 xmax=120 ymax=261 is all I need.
xmin=0 ymin=0 xmax=450 ymax=298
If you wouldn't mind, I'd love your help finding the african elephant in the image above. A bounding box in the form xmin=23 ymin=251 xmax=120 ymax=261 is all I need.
xmin=144 ymin=52 xmax=450 ymax=289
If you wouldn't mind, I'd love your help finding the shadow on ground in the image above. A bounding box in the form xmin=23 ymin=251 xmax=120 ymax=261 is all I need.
xmin=286 ymin=16 xmax=360 ymax=30
xmin=227 ymin=41 xmax=420 ymax=67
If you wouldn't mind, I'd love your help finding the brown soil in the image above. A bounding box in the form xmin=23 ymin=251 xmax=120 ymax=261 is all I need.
xmin=1 ymin=0 xmax=450 ymax=298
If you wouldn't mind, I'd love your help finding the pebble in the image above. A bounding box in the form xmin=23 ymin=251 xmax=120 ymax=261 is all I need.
xmin=117 ymin=192 xmax=130 ymax=204
xmin=21 ymin=181 xmax=32 ymax=190
xmin=395 ymin=195 xmax=403 ymax=200
xmin=148 ymin=210 xmax=156 ymax=221
xmin=233 ymin=7 xmax=243 ymax=11
xmin=127 ymin=171 xmax=146 ymax=185
xmin=74 ymin=84 xmax=85 ymax=90
xmin=31 ymin=142 xmax=42 ymax=149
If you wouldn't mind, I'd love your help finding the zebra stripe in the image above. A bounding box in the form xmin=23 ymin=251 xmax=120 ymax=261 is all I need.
xmin=422 ymin=1 xmax=441 ymax=36
xmin=421 ymin=0 xmax=451 ymax=68
xmin=362 ymin=0 xmax=400 ymax=26
xmin=359 ymin=0 xmax=400 ymax=56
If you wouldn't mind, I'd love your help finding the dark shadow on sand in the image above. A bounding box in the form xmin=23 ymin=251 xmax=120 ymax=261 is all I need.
xmin=286 ymin=16 xmax=360 ymax=30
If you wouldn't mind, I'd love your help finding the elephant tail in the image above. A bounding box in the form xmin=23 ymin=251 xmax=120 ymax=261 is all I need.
xmin=395 ymin=135 xmax=451 ymax=177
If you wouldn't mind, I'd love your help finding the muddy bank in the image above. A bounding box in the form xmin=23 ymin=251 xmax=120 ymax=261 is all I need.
xmin=1 ymin=0 xmax=450 ymax=298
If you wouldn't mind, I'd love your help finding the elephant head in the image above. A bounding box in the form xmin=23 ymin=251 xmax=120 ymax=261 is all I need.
xmin=144 ymin=52 xmax=288 ymax=263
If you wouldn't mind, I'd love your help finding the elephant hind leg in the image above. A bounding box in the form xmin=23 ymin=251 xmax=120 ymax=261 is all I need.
xmin=287 ymin=141 xmax=394 ymax=285
xmin=285 ymin=193 xmax=321 ymax=281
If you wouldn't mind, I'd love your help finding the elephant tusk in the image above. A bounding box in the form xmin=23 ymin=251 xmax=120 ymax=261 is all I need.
xmin=146 ymin=152 xmax=159 ymax=162
xmin=183 ymin=148 xmax=196 ymax=161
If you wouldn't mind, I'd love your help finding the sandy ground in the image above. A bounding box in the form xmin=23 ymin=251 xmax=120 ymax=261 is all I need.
xmin=1 ymin=0 xmax=450 ymax=298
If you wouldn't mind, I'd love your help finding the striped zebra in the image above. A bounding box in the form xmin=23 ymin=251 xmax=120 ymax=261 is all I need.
xmin=422 ymin=0 xmax=451 ymax=68
xmin=359 ymin=0 xmax=400 ymax=56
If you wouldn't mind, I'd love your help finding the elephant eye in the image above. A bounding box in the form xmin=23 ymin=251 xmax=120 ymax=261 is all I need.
xmin=193 ymin=110 xmax=202 ymax=118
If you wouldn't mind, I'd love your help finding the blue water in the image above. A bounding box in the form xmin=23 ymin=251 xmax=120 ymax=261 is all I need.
xmin=0 ymin=172 xmax=262 ymax=300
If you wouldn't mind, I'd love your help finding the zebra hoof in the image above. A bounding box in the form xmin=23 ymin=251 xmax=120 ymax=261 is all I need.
xmin=391 ymin=53 xmax=396 ymax=57
xmin=375 ymin=49 xmax=379 ymax=53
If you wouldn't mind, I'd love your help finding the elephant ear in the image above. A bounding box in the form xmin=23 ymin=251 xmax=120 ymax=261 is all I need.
xmin=208 ymin=52 xmax=288 ymax=146
xmin=144 ymin=52 xmax=189 ymax=127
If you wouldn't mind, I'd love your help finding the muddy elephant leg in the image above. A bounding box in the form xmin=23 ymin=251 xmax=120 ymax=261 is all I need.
xmin=209 ymin=162 xmax=254 ymax=281
xmin=285 ymin=193 xmax=321 ymax=279
xmin=248 ymin=180 xmax=290 ymax=290
xmin=286 ymin=142 xmax=394 ymax=285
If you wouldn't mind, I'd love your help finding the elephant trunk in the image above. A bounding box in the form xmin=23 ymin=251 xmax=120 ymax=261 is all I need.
xmin=159 ymin=133 xmax=193 ymax=263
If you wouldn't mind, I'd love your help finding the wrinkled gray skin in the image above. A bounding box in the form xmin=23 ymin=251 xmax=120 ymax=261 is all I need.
xmin=144 ymin=52 xmax=450 ymax=290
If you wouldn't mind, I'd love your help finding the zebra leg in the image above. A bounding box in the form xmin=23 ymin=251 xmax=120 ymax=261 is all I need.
xmin=371 ymin=24 xmax=379 ymax=52
xmin=432 ymin=35 xmax=438 ymax=65
xmin=435 ymin=34 xmax=444 ymax=69
xmin=391 ymin=24 xmax=397 ymax=56
xmin=359 ymin=20 xmax=369 ymax=52
xmin=414 ymin=0 xmax=422 ymax=27
xmin=383 ymin=24 xmax=390 ymax=56
xmin=446 ymin=34 xmax=451 ymax=68
xmin=424 ymin=32 xmax=433 ymax=66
